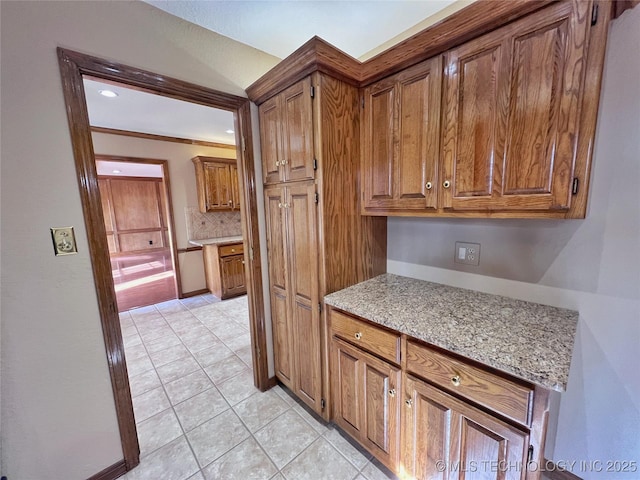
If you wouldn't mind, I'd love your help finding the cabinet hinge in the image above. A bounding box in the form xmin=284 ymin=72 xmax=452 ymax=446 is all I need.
xmin=572 ymin=177 xmax=579 ymax=195
xmin=249 ymin=247 xmax=254 ymax=261
xmin=241 ymin=136 xmax=246 ymax=152
xmin=313 ymin=158 xmax=318 ymax=170
xmin=591 ymin=4 xmax=598 ymax=25
xmin=527 ymin=445 xmax=534 ymax=465
xmin=361 ymin=96 xmax=365 ymax=109
xmin=315 ymin=192 xmax=319 ymax=204
xmin=310 ymin=86 xmax=315 ymax=98
xmin=318 ymin=302 xmax=322 ymax=313
xmin=320 ymin=398 xmax=326 ymax=410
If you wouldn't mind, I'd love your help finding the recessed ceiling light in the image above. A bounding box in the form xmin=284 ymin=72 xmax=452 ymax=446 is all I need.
xmin=99 ymin=89 xmax=118 ymax=98
xmin=225 ymin=129 xmax=234 ymax=134
xmin=112 ymin=169 xmax=122 ymax=174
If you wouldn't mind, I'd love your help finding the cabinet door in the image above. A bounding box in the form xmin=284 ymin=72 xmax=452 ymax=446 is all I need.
xmin=396 ymin=58 xmax=442 ymax=210
xmin=332 ymin=338 xmax=401 ymax=471
xmin=442 ymin=1 xmax=590 ymax=212
xmin=281 ymin=77 xmax=315 ymax=182
xmin=220 ymin=255 xmax=246 ymax=298
xmin=203 ymin=162 xmax=232 ymax=210
xmin=404 ymin=377 xmax=529 ymax=480
xmin=286 ymin=182 xmax=321 ymax=411
xmin=264 ymin=185 xmax=293 ymax=388
xmin=230 ymin=164 xmax=241 ymax=210
xmin=363 ymin=58 xmax=442 ymax=211
xmin=403 ymin=376 xmax=456 ymax=480
xmin=259 ymin=95 xmax=283 ymax=184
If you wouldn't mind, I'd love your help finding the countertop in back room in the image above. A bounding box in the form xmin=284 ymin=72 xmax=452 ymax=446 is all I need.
xmin=324 ymin=273 xmax=579 ymax=392
xmin=188 ymin=235 xmax=243 ymax=247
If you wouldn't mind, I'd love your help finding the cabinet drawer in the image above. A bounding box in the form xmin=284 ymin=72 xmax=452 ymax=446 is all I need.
xmin=406 ymin=341 xmax=533 ymax=425
xmin=330 ymin=310 xmax=400 ymax=364
xmin=219 ymin=243 xmax=243 ymax=257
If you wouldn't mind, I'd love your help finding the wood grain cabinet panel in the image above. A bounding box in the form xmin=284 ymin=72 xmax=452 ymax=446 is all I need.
xmin=261 ymin=73 xmax=387 ymax=419
xmin=259 ymin=77 xmax=314 ymax=184
xmin=192 ymin=156 xmax=240 ymax=212
xmin=202 ymin=242 xmax=246 ymax=300
xmin=363 ymin=57 xmax=442 ymax=212
xmin=331 ymin=338 xmax=401 ymax=471
xmin=441 ymin=1 xmax=592 ymax=212
xmin=403 ymin=376 xmax=529 ymax=480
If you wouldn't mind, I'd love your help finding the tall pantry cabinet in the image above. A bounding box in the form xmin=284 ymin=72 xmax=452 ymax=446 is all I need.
xmin=259 ymin=73 xmax=387 ymax=417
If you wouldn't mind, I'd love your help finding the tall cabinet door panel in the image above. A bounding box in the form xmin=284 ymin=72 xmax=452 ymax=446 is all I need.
xmin=441 ymin=30 xmax=510 ymax=210
xmin=204 ymin=162 xmax=232 ymax=210
xmin=500 ymin=2 xmax=589 ymax=210
xmin=395 ymin=57 xmax=442 ymax=210
xmin=363 ymin=57 xmax=442 ymax=211
xmin=363 ymin=78 xmax=395 ymax=206
xmin=260 ymin=95 xmax=283 ymax=184
xmin=264 ymin=185 xmax=293 ymax=387
xmin=281 ymin=78 xmax=315 ymax=183
xmin=287 ymin=182 xmax=321 ymax=410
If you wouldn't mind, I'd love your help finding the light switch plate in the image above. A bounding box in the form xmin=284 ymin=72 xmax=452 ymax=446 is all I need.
xmin=455 ymin=242 xmax=480 ymax=266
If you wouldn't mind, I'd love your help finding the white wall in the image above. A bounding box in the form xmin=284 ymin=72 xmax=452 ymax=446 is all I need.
xmin=0 ymin=1 xmax=278 ymax=478
xmin=92 ymin=132 xmax=236 ymax=294
xmin=387 ymin=8 xmax=640 ymax=478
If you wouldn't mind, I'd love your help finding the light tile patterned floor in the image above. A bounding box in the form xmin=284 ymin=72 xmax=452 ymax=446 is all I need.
xmin=120 ymin=294 xmax=398 ymax=480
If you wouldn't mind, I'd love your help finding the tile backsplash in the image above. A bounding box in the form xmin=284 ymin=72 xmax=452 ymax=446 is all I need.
xmin=185 ymin=207 xmax=242 ymax=240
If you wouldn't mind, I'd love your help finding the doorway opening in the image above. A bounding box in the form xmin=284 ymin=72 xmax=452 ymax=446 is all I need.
xmin=57 ymin=48 xmax=271 ymax=472
xmin=96 ymin=156 xmax=179 ymax=311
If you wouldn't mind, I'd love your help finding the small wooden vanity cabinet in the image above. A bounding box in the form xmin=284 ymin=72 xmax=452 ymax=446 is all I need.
xmin=328 ymin=307 xmax=549 ymax=480
xmin=203 ymin=242 xmax=246 ymax=299
xmin=192 ymin=156 xmax=240 ymax=212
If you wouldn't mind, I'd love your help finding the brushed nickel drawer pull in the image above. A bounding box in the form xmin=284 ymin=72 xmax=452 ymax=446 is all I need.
xmin=388 ymin=389 xmax=396 ymax=397
xmin=405 ymin=398 xmax=413 ymax=407
xmin=451 ymin=375 xmax=461 ymax=387
xmin=426 ymin=182 xmax=433 ymax=190
xmin=443 ymin=180 xmax=451 ymax=189
xmin=354 ymin=332 xmax=362 ymax=340
xmin=276 ymin=160 xmax=280 ymax=167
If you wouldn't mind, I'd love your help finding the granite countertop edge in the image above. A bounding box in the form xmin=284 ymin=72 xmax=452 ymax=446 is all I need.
xmin=188 ymin=235 xmax=243 ymax=247
xmin=324 ymin=274 xmax=578 ymax=392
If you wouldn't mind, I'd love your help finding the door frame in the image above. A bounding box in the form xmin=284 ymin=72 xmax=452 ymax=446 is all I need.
xmin=96 ymin=155 xmax=182 ymax=306
xmin=57 ymin=48 xmax=270 ymax=471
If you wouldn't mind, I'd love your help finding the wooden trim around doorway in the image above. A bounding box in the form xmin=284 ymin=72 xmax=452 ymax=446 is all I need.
xmin=91 ymin=126 xmax=236 ymax=150
xmin=57 ymin=47 xmax=270 ymax=476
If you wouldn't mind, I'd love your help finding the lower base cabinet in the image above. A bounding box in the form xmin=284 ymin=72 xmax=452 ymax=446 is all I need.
xmin=403 ymin=376 xmax=529 ymax=480
xmin=203 ymin=242 xmax=246 ymax=299
xmin=328 ymin=307 xmax=547 ymax=480
xmin=331 ymin=338 xmax=401 ymax=471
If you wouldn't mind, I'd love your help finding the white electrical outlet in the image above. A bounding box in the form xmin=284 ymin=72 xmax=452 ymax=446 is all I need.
xmin=455 ymin=242 xmax=480 ymax=266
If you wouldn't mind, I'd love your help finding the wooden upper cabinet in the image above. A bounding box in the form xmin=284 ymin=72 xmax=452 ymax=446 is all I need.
xmin=363 ymin=57 xmax=442 ymax=211
xmin=441 ymin=1 xmax=591 ymax=212
xmin=259 ymin=77 xmax=315 ymax=184
xmin=192 ymin=156 xmax=240 ymax=212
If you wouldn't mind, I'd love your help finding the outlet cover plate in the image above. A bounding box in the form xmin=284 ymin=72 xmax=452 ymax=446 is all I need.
xmin=455 ymin=242 xmax=480 ymax=266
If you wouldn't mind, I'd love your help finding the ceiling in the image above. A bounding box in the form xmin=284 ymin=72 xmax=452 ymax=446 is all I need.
xmin=84 ymin=78 xmax=236 ymax=145
xmin=85 ymin=2 xmax=458 ymax=145
xmin=144 ymin=1 xmax=458 ymax=60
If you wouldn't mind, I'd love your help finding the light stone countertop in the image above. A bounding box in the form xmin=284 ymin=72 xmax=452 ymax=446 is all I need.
xmin=324 ymin=273 xmax=578 ymax=392
xmin=188 ymin=235 xmax=243 ymax=247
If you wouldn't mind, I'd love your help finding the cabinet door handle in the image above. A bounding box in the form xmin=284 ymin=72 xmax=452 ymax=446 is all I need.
xmin=425 ymin=182 xmax=433 ymax=190
xmin=443 ymin=180 xmax=451 ymax=189
xmin=354 ymin=332 xmax=362 ymax=340
xmin=231 ymin=248 xmax=236 ymax=253
xmin=388 ymin=389 xmax=396 ymax=397
xmin=451 ymin=375 xmax=461 ymax=387
xmin=281 ymin=159 xmax=288 ymax=165
xmin=275 ymin=160 xmax=280 ymax=167
xmin=405 ymin=398 xmax=413 ymax=407
xmin=278 ymin=202 xmax=283 ymax=209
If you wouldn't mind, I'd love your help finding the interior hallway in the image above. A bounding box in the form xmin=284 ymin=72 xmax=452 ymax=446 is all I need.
xmin=119 ymin=294 xmax=398 ymax=480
